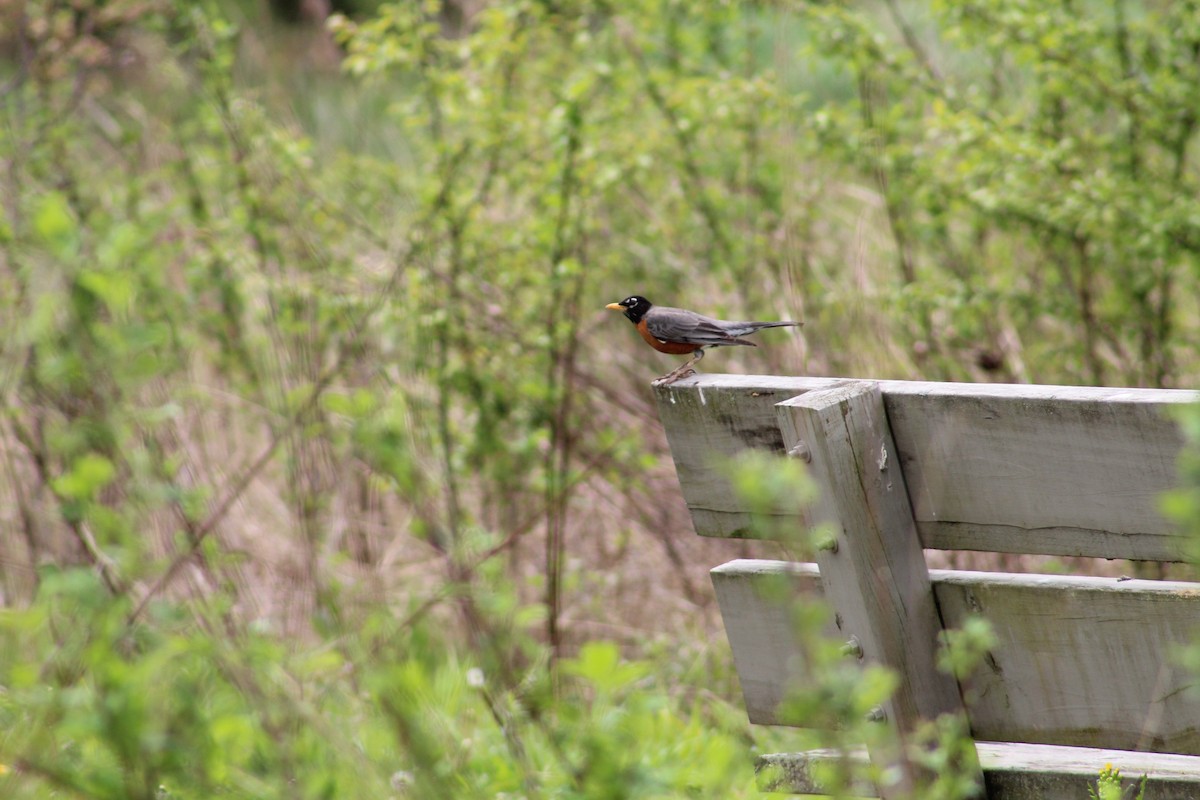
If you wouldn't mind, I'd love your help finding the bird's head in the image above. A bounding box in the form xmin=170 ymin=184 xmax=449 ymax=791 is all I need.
xmin=605 ymin=295 xmax=652 ymax=324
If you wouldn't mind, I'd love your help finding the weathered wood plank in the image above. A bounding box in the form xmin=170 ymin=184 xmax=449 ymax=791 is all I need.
xmin=777 ymin=383 xmax=974 ymax=797
xmin=777 ymin=384 xmax=966 ymax=725
xmin=935 ymin=569 xmax=1200 ymax=754
xmin=710 ymin=560 xmax=830 ymax=724
xmin=652 ymin=374 xmax=834 ymax=537
xmin=883 ymin=381 xmax=1195 ymax=562
xmin=758 ymin=742 xmax=1200 ymax=798
xmin=713 ymin=559 xmax=1200 ymax=754
xmin=653 ymin=374 xmax=1197 ymax=560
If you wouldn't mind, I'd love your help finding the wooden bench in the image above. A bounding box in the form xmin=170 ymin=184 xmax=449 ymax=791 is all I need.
xmin=653 ymin=375 xmax=1200 ymax=799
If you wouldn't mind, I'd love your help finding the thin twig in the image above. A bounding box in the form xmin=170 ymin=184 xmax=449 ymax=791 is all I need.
xmin=882 ymin=0 xmax=943 ymax=84
xmin=125 ymin=216 xmax=435 ymax=628
xmin=615 ymin=17 xmax=733 ymax=267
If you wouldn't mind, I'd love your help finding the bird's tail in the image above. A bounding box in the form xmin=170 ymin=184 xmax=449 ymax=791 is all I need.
xmin=716 ymin=319 xmax=802 ymax=343
xmin=750 ymin=320 xmax=802 ymax=329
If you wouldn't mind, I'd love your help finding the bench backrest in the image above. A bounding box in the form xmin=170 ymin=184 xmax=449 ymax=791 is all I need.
xmin=654 ymin=376 xmax=1200 ymax=756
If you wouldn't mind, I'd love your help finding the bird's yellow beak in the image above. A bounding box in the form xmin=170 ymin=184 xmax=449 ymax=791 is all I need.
xmin=605 ymin=303 xmax=623 ymax=311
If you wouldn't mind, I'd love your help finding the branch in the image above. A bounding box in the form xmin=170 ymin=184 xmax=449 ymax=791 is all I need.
xmin=882 ymin=0 xmax=944 ymax=84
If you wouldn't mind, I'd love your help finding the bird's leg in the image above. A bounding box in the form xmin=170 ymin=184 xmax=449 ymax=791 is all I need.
xmin=653 ymin=348 xmax=705 ymax=386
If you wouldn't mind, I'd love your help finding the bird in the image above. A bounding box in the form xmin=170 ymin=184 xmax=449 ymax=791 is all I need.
xmin=606 ymin=295 xmax=802 ymax=385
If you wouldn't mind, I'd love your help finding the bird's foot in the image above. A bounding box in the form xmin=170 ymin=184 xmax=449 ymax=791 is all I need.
xmin=652 ymin=366 xmax=698 ymax=386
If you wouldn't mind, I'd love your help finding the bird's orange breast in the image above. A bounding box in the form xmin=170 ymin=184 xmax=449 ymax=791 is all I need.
xmin=636 ymin=319 xmax=702 ymax=355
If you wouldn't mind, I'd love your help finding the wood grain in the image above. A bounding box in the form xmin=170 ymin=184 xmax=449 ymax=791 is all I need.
xmin=935 ymin=569 xmax=1200 ymax=754
xmin=713 ymin=559 xmax=1200 ymax=754
xmin=710 ymin=560 xmax=830 ymax=724
xmin=653 ymin=374 xmax=1197 ymax=560
xmin=777 ymin=382 xmax=975 ymax=797
xmin=883 ymin=381 xmax=1194 ymax=561
xmin=777 ymin=383 xmax=966 ymax=730
xmin=652 ymin=374 xmax=829 ymax=537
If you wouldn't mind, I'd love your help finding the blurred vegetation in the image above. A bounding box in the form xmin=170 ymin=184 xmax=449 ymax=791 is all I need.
xmin=1 ymin=0 xmax=1199 ymax=796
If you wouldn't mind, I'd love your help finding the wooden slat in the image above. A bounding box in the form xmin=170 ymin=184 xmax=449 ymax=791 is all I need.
xmin=776 ymin=384 xmax=967 ymax=735
xmin=758 ymin=742 xmax=1200 ymax=798
xmin=713 ymin=559 xmax=1200 ymax=754
xmin=653 ymin=375 xmax=831 ymax=537
xmin=935 ymin=569 xmax=1200 ymax=754
xmin=709 ymin=560 xmax=830 ymax=724
xmin=653 ymin=374 xmax=1197 ymax=560
xmin=883 ymin=381 xmax=1195 ymax=562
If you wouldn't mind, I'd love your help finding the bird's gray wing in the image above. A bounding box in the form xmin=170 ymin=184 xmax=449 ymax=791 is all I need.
xmin=644 ymin=307 xmax=757 ymax=347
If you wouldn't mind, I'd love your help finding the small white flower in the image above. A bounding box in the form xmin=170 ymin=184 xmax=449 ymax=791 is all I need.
xmin=466 ymin=667 xmax=485 ymax=688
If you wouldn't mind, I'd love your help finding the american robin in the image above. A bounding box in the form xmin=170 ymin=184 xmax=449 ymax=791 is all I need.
xmin=606 ymin=295 xmax=802 ymax=385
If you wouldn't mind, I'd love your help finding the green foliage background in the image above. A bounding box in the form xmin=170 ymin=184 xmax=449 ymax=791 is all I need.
xmin=1 ymin=0 xmax=1199 ymax=797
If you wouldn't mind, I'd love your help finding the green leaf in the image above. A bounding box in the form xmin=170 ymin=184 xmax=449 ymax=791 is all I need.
xmin=77 ymin=268 xmax=136 ymax=316
xmin=563 ymin=641 xmax=649 ymax=694
xmin=52 ymin=453 xmax=117 ymax=502
xmin=32 ymin=192 xmax=76 ymax=250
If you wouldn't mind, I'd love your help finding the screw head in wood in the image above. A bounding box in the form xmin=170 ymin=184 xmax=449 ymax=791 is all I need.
xmin=787 ymin=441 xmax=811 ymax=463
xmin=840 ymin=636 xmax=863 ymax=660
